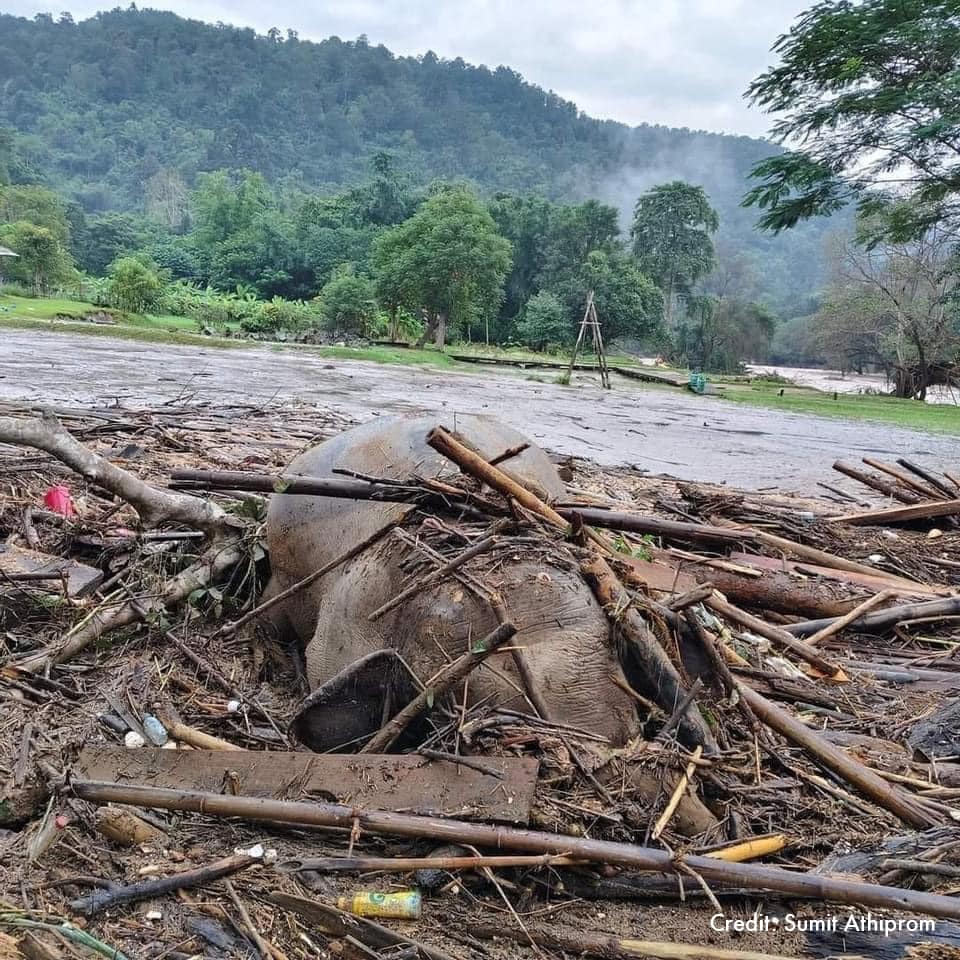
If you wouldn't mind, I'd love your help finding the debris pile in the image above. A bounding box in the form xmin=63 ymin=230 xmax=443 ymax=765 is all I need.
xmin=2 ymin=398 xmax=960 ymax=960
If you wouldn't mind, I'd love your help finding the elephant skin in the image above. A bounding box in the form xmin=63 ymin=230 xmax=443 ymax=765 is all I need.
xmin=264 ymin=415 xmax=719 ymax=837
xmin=265 ymin=414 xmax=641 ymax=751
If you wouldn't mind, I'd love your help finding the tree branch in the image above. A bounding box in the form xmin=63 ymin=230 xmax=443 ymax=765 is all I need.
xmin=0 ymin=411 xmax=234 ymax=537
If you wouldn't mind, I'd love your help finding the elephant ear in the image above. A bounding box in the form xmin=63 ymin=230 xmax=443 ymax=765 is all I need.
xmin=291 ymin=649 xmax=417 ymax=753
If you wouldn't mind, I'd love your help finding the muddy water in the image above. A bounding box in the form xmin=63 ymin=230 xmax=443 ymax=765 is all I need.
xmin=3 ymin=331 xmax=957 ymax=490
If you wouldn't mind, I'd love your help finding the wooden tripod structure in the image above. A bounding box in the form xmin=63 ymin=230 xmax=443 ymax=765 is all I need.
xmin=565 ymin=290 xmax=611 ymax=389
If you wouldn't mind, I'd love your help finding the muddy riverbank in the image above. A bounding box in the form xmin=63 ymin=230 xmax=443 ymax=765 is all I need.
xmin=3 ymin=331 xmax=956 ymax=490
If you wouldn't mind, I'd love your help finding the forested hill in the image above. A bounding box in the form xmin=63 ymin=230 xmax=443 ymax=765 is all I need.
xmin=0 ymin=8 xmax=833 ymax=311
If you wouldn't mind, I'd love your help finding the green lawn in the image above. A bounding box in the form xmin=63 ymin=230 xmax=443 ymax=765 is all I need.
xmin=0 ymin=293 xmax=244 ymax=347
xmin=720 ymin=379 xmax=960 ymax=434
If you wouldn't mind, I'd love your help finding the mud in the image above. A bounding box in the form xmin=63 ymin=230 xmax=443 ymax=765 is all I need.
xmin=3 ymin=331 xmax=957 ymax=490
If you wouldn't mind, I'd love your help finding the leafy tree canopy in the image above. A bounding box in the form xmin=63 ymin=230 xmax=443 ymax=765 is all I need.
xmin=745 ymin=0 xmax=960 ymax=239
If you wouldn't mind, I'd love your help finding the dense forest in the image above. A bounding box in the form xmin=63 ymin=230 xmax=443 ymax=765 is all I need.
xmin=0 ymin=7 xmax=837 ymax=320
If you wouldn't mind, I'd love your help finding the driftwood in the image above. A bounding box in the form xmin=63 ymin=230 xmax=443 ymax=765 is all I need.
xmin=898 ymin=457 xmax=960 ymax=499
xmin=863 ymin=457 xmax=947 ymax=500
xmin=833 ymin=460 xmax=920 ymax=504
xmin=804 ymin=589 xmax=896 ymax=646
xmin=704 ymin=593 xmax=846 ymax=680
xmin=169 ymin=467 xmax=502 ymax=516
xmin=69 ymin=780 xmax=960 ymax=919
xmin=360 ymin=622 xmax=517 ymax=752
xmin=736 ymin=684 xmax=936 ymax=829
xmin=831 ymin=498 xmax=960 ymax=526
xmin=69 ymin=851 xmax=259 ymax=916
xmin=787 ymin=596 xmax=960 ymax=638
xmin=0 ymin=412 xmax=245 ymax=673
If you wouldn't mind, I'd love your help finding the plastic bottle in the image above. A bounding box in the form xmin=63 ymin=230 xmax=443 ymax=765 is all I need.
xmin=142 ymin=714 xmax=168 ymax=746
xmin=336 ymin=891 xmax=422 ymax=919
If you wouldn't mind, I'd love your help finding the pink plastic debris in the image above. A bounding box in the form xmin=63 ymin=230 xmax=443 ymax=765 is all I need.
xmin=43 ymin=484 xmax=75 ymax=517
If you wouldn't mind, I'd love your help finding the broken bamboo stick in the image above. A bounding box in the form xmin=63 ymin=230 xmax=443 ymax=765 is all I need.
xmin=704 ymin=593 xmax=846 ymax=680
xmin=367 ymin=529 xmax=501 ymax=621
xmin=360 ymin=622 xmax=516 ymax=753
xmin=276 ymin=853 xmax=579 ymax=874
xmin=221 ymin=517 xmax=404 ymax=636
xmin=786 ymin=596 xmax=960 ymax=638
xmin=735 ymin=684 xmax=936 ymax=829
xmin=803 ymin=590 xmax=896 ymax=646
xmin=69 ymin=780 xmax=960 ymax=918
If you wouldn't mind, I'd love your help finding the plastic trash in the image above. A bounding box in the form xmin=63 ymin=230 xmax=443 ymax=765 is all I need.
xmin=142 ymin=714 xmax=168 ymax=746
xmin=124 ymin=731 xmax=146 ymax=749
xmin=43 ymin=484 xmax=75 ymax=517
xmin=336 ymin=890 xmax=422 ymax=919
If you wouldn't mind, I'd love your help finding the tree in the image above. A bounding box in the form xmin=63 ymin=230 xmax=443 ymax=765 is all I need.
xmin=631 ymin=181 xmax=718 ymax=326
xmin=74 ymin=213 xmax=149 ymax=275
xmin=516 ymin=290 xmax=568 ymax=350
xmin=0 ymin=185 xmax=71 ymax=245
xmin=813 ymin=217 xmax=960 ymax=397
xmin=680 ymin=295 xmax=776 ymax=373
xmin=745 ymin=0 xmax=960 ymax=240
xmin=371 ymin=186 xmax=511 ymax=348
xmin=0 ymin=221 xmax=71 ymax=294
xmin=144 ymin=167 xmax=189 ymax=231
xmin=107 ymin=256 xmax=163 ymax=313
xmin=318 ymin=270 xmax=376 ymax=335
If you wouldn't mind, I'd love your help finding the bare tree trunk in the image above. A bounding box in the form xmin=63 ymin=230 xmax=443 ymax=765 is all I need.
xmin=389 ymin=304 xmax=398 ymax=342
xmin=434 ymin=310 xmax=447 ymax=349
xmin=416 ymin=312 xmax=437 ymax=348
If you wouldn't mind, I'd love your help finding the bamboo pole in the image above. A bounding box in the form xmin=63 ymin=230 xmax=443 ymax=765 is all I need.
xmin=69 ymin=780 xmax=960 ymax=918
xmin=466 ymin=924 xmax=807 ymax=960
xmin=804 ymin=590 xmax=896 ymax=646
xmin=704 ymin=593 xmax=846 ymax=680
xmin=735 ymin=684 xmax=936 ymax=829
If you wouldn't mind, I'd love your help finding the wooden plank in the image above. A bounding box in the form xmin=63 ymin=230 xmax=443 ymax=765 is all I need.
xmin=830 ymin=498 xmax=960 ymax=526
xmin=0 ymin=542 xmax=103 ymax=598
xmin=73 ymin=747 xmax=539 ymax=825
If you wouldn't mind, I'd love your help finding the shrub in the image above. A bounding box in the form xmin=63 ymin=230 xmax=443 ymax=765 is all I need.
xmin=106 ymin=257 xmax=163 ymax=313
xmin=318 ymin=271 xmax=376 ymax=336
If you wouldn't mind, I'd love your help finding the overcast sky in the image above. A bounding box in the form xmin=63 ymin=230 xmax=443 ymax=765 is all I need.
xmin=6 ymin=0 xmax=809 ymax=137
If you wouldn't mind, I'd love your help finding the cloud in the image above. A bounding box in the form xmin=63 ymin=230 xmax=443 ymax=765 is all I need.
xmin=5 ymin=0 xmax=809 ymax=136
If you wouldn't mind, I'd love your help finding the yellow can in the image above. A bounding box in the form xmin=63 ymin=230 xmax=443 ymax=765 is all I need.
xmin=336 ymin=890 xmax=422 ymax=919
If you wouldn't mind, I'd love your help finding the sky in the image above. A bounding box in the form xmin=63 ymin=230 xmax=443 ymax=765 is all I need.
xmin=5 ymin=0 xmax=810 ymax=137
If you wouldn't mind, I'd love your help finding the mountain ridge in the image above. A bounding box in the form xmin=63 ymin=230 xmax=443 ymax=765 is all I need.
xmin=0 ymin=7 xmax=834 ymax=312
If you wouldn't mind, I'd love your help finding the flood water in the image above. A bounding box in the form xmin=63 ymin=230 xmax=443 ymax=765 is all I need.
xmin=3 ymin=331 xmax=957 ymax=491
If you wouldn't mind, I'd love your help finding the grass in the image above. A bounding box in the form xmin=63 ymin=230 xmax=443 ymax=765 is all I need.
xmin=0 ymin=293 xmax=244 ymax=348
xmin=720 ymin=379 xmax=960 ymax=434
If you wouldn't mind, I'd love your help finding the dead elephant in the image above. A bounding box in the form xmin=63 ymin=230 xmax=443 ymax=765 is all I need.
xmin=264 ymin=415 xmax=717 ymax=835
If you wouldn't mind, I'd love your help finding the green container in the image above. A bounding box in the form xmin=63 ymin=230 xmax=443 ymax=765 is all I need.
xmin=688 ymin=372 xmax=707 ymax=394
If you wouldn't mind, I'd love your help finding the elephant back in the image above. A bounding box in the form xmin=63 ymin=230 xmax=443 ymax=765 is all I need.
xmin=265 ymin=414 xmax=565 ymax=644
